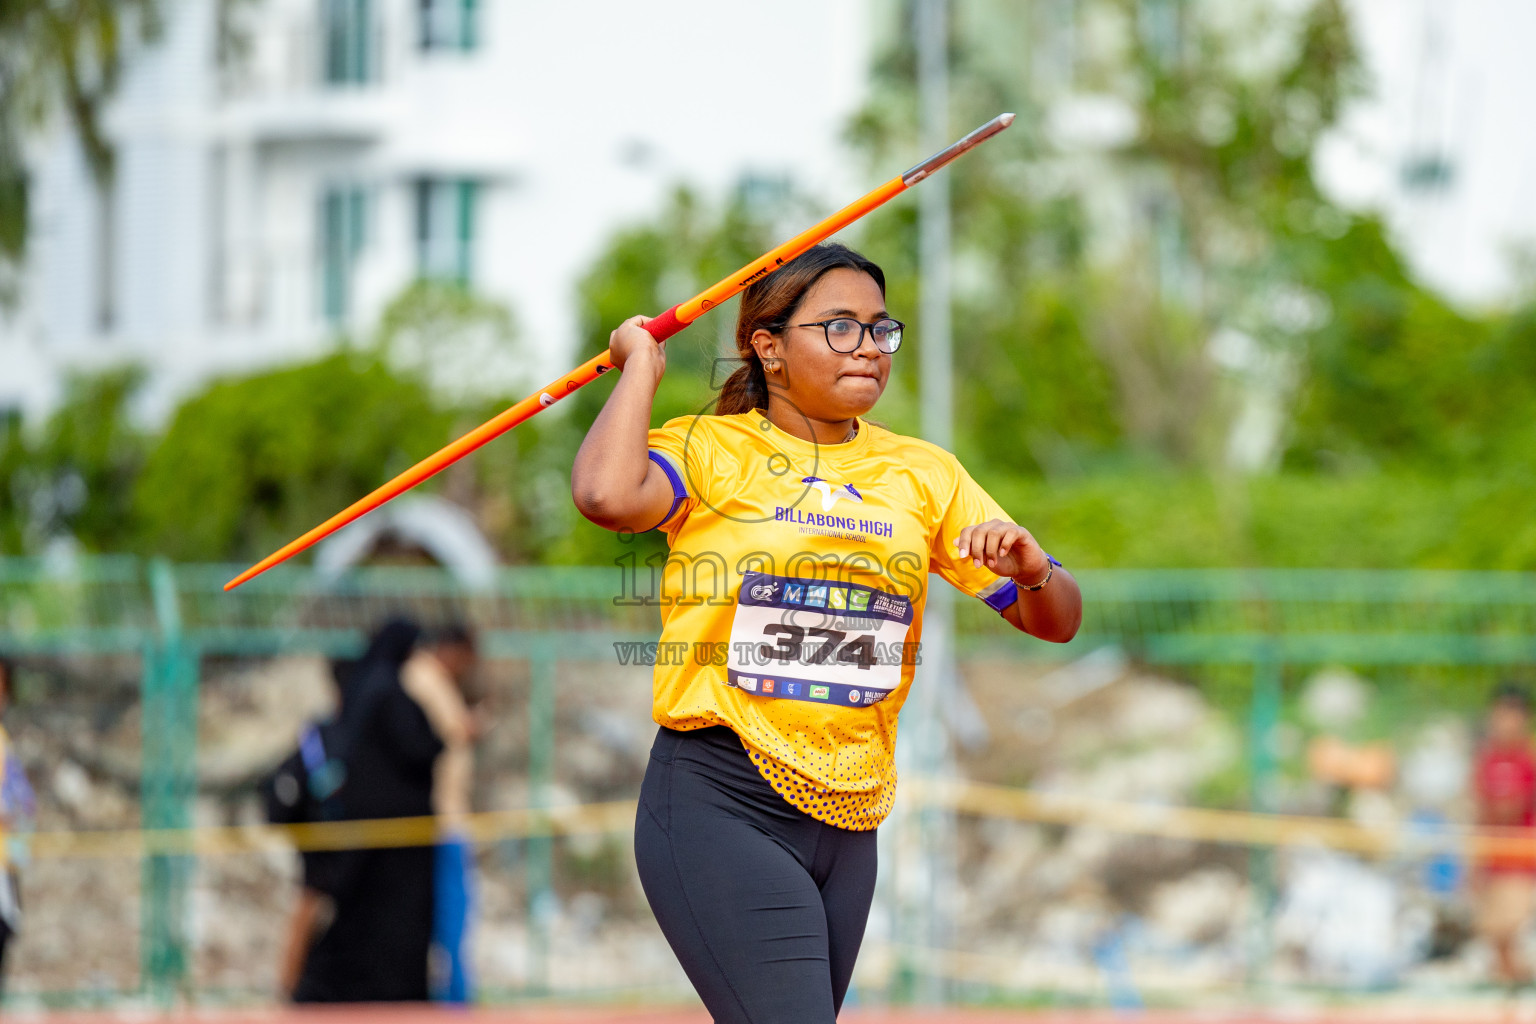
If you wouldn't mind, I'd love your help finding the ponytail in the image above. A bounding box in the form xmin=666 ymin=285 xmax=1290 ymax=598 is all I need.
xmin=715 ymin=353 xmax=770 ymax=415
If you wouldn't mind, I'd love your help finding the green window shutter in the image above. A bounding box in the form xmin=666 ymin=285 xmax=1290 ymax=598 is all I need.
xmin=455 ymin=179 xmax=477 ymax=285
xmin=322 ymin=0 xmax=343 ymax=83
xmin=322 ymin=185 xmax=367 ymax=322
xmin=321 ymin=189 xmax=345 ymax=322
xmin=414 ymin=178 xmax=431 ymax=275
xmin=460 ymin=0 xmax=478 ymax=50
xmin=323 ymin=0 xmax=374 ymax=84
xmin=414 ymin=178 xmax=476 ymax=284
xmin=354 ymin=0 xmax=373 ymax=82
xmin=347 ymin=187 xmax=366 ymax=258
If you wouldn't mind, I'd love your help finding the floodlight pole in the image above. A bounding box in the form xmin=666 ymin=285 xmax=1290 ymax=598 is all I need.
xmin=919 ymin=3 xmax=954 ymax=457
xmin=908 ymin=0 xmax=959 ymax=1006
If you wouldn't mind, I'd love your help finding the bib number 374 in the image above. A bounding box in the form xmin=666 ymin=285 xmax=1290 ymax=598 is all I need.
xmin=724 ymin=571 xmax=915 ymax=707
xmin=758 ymin=624 xmax=876 ymax=669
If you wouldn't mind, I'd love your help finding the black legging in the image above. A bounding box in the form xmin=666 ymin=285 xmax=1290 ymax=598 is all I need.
xmin=635 ymin=725 xmax=878 ymax=1023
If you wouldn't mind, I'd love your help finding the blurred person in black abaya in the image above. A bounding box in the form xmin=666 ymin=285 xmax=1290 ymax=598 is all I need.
xmin=268 ymin=617 xmax=445 ymax=1003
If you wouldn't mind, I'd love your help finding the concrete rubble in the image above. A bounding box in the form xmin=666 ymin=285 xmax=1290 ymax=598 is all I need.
xmin=0 ymin=652 xmax=1500 ymax=1004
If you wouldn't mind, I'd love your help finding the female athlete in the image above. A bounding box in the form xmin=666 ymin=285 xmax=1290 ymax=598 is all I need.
xmin=571 ymin=243 xmax=1082 ymax=1022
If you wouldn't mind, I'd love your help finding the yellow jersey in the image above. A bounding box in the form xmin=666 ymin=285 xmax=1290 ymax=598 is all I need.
xmin=645 ymin=409 xmax=1029 ymax=830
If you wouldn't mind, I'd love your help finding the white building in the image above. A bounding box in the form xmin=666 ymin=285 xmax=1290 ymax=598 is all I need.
xmin=1320 ymin=0 xmax=1536 ymax=309
xmin=7 ymin=0 xmax=1534 ymax=430
xmin=0 ymin=0 xmax=871 ymax=424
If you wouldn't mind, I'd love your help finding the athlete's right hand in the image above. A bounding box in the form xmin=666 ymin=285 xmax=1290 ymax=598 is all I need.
xmin=609 ymin=315 xmax=666 ymax=384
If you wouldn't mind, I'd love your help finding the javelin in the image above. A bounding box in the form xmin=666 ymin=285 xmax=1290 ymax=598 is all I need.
xmin=224 ymin=113 xmax=1015 ymax=591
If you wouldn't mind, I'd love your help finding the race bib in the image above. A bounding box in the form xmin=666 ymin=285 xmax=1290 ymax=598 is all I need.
xmin=725 ymin=571 xmax=916 ymax=707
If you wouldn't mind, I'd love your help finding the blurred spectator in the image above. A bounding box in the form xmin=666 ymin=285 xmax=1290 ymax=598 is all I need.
xmin=1472 ymin=682 xmax=1536 ymax=986
xmin=401 ymin=624 xmax=481 ymax=1003
xmin=0 ymin=656 xmax=36 ymax=993
xmin=1307 ymin=735 xmax=1397 ymax=793
xmin=286 ymin=617 xmax=440 ymax=1003
xmin=269 ymin=651 xmax=374 ymax=998
xmin=272 ymin=618 xmax=480 ymax=1004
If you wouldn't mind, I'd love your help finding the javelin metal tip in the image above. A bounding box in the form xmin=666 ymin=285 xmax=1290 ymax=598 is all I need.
xmin=900 ymin=112 xmax=1017 ymax=186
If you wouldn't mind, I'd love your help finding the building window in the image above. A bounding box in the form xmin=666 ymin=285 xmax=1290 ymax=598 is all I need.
xmin=1137 ymin=0 xmax=1184 ymax=66
xmin=419 ymin=0 xmax=478 ymax=52
xmin=415 ymin=178 xmax=477 ymax=285
xmin=320 ymin=185 xmax=368 ymax=323
xmin=322 ymin=0 xmax=376 ymax=85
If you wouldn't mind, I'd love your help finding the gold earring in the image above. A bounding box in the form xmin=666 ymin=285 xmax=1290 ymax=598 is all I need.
xmin=764 ymin=357 xmax=781 ymax=373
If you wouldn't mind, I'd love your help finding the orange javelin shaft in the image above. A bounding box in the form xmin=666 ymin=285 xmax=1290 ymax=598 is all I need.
xmin=225 ymin=113 xmax=1015 ymax=590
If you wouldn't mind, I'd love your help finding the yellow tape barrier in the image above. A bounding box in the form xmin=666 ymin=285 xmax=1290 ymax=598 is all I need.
xmin=11 ymin=779 xmax=1532 ymax=862
xmin=17 ymin=801 xmax=639 ymax=861
xmin=903 ymin=778 xmax=1504 ymax=857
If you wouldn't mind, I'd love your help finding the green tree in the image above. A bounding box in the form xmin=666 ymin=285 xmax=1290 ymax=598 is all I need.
xmin=375 ymin=279 xmax=522 ymax=404
xmin=1284 ymin=231 xmax=1536 ymax=473
xmin=0 ymin=369 xmax=147 ymax=553
xmin=552 ymin=183 xmax=811 ymax=564
xmin=848 ymin=0 xmax=1378 ymax=476
xmin=368 ymin=279 xmax=573 ymax=566
xmin=132 ymin=353 xmax=451 ymax=562
xmin=0 ymin=0 xmax=161 ymax=302
xmin=0 ymin=406 xmax=29 ymax=553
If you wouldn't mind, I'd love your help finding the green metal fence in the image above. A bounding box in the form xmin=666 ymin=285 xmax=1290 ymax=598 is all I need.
xmin=2 ymin=558 xmax=1533 ymax=1005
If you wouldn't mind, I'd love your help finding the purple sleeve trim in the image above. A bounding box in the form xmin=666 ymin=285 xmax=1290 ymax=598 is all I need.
xmin=983 ymin=580 xmax=1019 ymax=614
xmin=981 ymin=554 xmax=1062 ymax=615
xmin=645 ymin=450 xmax=688 ymax=531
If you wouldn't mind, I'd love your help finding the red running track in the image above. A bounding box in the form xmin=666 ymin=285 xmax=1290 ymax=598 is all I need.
xmin=19 ymin=1006 xmax=1524 ymax=1024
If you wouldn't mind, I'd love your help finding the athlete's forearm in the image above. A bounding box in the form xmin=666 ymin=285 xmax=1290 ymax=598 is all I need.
xmin=572 ymin=347 xmax=665 ymax=526
xmin=1004 ymin=567 xmax=1082 ymax=643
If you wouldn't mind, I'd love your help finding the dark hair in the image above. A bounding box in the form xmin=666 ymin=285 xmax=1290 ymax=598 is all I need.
xmin=1493 ymin=681 xmax=1532 ymax=712
xmin=0 ymin=655 xmax=12 ymax=701
xmin=716 ymin=243 xmax=887 ymax=416
xmin=423 ymin=621 xmax=476 ymax=652
xmin=363 ymin=617 xmax=422 ymax=665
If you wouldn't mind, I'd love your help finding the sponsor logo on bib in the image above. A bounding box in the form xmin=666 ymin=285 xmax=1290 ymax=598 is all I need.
xmin=738 ymin=676 xmax=758 ymax=692
xmin=810 ymin=685 xmax=830 ymax=700
xmin=848 ymin=689 xmax=861 ymax=704
xmin=749 ymin=581 xmax=780 ymax=601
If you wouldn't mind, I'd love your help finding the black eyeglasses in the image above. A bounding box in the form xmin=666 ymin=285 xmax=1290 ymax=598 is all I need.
xmin=792 ymin=317 xmax=905 ymax=355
